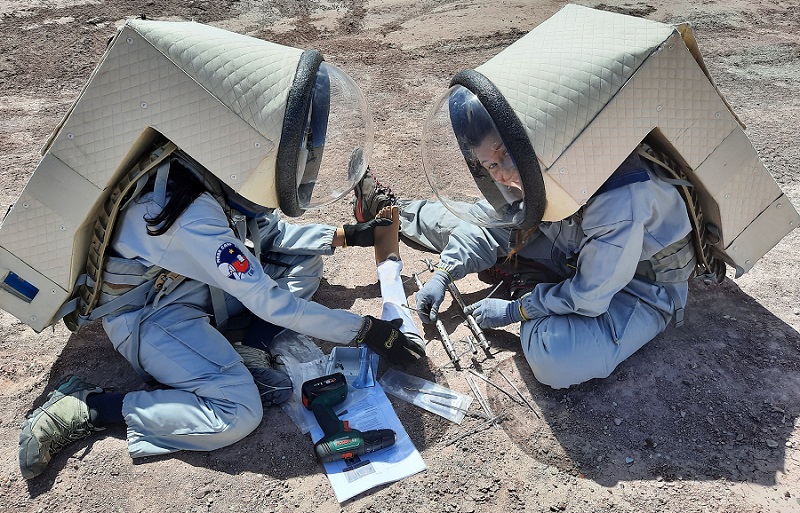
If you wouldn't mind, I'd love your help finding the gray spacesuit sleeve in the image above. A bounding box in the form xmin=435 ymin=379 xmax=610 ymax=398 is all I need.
xmin=518 ymin=190 xmax=645 ymax=319
xmin=255 ymin=211 xmax=337 ymax=256
xmin=398 ymin=199 xmax=511 ymax=280
xmin=437 ymin=225 xmax=508 ymax=280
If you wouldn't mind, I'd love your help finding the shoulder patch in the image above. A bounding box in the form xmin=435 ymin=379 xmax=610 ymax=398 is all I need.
xmin=216 ymin=242 xmax=254 ymax=280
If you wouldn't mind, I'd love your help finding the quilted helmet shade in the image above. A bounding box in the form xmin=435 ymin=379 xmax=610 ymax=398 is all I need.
xmin=421 ymin=5 xmax=676 ymax=229
xmin=88 ymin=20 xmax=373 ymax=217
xmin=0 ymin=20 xmax=374 ymax=331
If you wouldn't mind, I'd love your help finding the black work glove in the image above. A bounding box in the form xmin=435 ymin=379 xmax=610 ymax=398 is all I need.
xmin=355 ymin=316 xmax=426 ymax=366
xmin=342 ymin=218 xmax=392 ymax=247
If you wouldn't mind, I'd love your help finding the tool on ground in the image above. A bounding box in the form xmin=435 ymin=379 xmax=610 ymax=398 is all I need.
xmin=498 ymin=369 xmax=539 ymax=418
xmin=464 ymin=334 xmax=478 ymax=355
xmin=443 ymin=413 xmax=507 ymax=447
xmin=302 ymin=372 xmax=396 ymax=463
xmin=412 ymin=272 xmax=460 ymax=368
xmin=424 ymin=258 xmax=490 ymax=351
xmin=379 ymin=368 xmax=473 ymax=424
xmin=402 ymin=386 xmax=458 ymax=399
xmin=465 ymin=374 xmax=500 ymax=428
xmin=467 ymin=369 xmax=524 ymax=406
xmin=429 ymin=399 xmax=489 ymax=420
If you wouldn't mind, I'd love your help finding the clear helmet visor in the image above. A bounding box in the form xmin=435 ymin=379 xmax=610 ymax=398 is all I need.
xmin=295 ymin=62 xmax=373 ymax=211
xmin=422 ymin=86 xmax=526 ymax=228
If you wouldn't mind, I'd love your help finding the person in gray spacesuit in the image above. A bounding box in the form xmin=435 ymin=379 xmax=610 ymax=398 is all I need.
xmin=17 ymin=153 xmax=425 ymax=480
xmin=354 ymin=85 xmax=695 ymax=390
xmin=18 ymin=46 xmax=426 ymax=480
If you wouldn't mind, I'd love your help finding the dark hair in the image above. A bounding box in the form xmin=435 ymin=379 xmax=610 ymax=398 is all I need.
xmin=143 ymin=158 xmax=207 ymax=236
xmin=448 ymin=86 xmax=495 ymax=158
xmin=448 ymin=86 xmax=513 ymax=212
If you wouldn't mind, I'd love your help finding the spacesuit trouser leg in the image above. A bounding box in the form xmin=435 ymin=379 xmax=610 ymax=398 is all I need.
xmin=120 ymin=304 xmax=263 ymax=457
xmin=519 ymin=290 xmax=669 ymax=389
xmin=397 ymin=200 xmax=511 ymax=254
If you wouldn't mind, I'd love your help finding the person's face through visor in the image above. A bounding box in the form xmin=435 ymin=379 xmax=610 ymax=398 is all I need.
xmin=421 ymin=85 xmax=528 ymax=228
xmin=472 ymin=136 xmax=522 ymax=190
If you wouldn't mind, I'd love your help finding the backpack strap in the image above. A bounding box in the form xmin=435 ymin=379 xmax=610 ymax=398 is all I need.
xmin=638 ymin=144 xmax=726 ymax=283
xmin=61 ymin=141 xmax=268 ymax=333
xmin=62 ymin=141 xmax=178 ymax=331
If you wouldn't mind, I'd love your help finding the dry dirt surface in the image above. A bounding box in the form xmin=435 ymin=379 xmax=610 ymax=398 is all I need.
xmin=1 ymin=0 xmax=800 ymax=512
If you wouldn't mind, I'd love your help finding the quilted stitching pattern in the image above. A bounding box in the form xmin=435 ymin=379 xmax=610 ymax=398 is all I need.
xmin=1 ymin=193 xmax=73 ymax=288
xmin=716 ymin=153 xmax=778 ymax=239
xmin=476 ymin=4 xmax=675 ymax=168
xmin=549 ymin=32 xmax=740 ymax=204
xmin=0 ymin=20 xmax=305 ymax=327
xmin=471 ymin=4 xmax=797 ymax=274
xmin=129 ymin=20 xmax=302 ymax=142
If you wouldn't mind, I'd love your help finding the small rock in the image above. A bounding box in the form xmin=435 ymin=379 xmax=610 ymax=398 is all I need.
xmin=613 ymin=417 xmax=623 ymax=426
xmin=766 ymin=439 xmax=779 ymax=448
xmin=625 ymin=457 xmax=634 ymax=464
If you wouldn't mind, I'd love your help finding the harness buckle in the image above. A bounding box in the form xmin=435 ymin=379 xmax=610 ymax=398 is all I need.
xmin=154 ymin=271 xmax=181 ymax=290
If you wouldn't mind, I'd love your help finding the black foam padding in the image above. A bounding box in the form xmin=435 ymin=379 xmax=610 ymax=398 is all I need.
xmin=276 ymin=49 xmax=324 ymax=217
xmin=451 ymin=70 xmax=546 ymax=230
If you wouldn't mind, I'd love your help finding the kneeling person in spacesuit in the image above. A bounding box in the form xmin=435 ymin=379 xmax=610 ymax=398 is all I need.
xmin=18 ymin=32 xmax=424 ymax=480
xmin=355 ymin=84 xmax=695 ymax=390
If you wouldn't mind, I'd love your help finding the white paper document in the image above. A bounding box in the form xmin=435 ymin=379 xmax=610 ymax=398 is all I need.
xmin=309 ymin=382 xmax=426 ymax=502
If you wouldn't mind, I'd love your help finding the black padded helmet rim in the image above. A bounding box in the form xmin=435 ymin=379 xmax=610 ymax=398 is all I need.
xmin=450 ymin=70 xmax=546 ymax=230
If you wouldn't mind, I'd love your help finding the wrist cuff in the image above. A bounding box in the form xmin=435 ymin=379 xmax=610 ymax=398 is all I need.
xmin=353 ymin=315 xmax=371 ymax=344
xmin=434 ymin=261 xmax=458 ymax=283
xmin=342 ymin=224 xmax=355 ymax=247
xmin=517 ymin=301 xmax=529 ymax=321
xmin=516 ymin=292 xmax=533 ymax=321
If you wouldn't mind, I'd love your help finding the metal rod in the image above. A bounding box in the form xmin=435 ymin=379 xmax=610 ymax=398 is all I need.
xmin=428 ymin=399 xmax=489 ymax=419
xmin=412 ymin=272 xmax=459 ymax=367
xmin=498 ymin=369 xmax=539 ymax=418
xmin=429 ymin=399 xmax=471 ymax=412
xmin=402 ymin=386 xmax=458 ymax=399
xmin=467 ymin=369 xmax=523 ymax=406
xmin=465 ymin=334 xmax=478 ymax=355
xmin=400 ymin=304 xmax=427 ymax=314
xmin=443 ymin=413 xmax=506 ymax=447
xmin=485 ymin=281 xmax=503 ymax=300
xmin=465 ymin=374 xmax=495 ymax=423
xmin=425 ymin=258 xmax=490 ymax=350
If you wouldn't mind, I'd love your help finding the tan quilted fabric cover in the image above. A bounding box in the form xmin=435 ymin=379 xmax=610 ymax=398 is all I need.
xmin=0 ymin=20 xmax=305 ymax=330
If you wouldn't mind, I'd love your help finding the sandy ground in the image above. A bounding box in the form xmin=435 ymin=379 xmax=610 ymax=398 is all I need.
xmin=1 ymin=0 xmax=800 ymax=512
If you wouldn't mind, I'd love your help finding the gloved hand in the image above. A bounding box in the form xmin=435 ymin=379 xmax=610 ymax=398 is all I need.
xmin=342 ymin=218 xmax=392 ymax=247
xmin=356 ymin=316 xmax=426 ymax=366
xmin=463 ymin=298 xmax=523 ymax=329
xmin=416 ymin=269 xmax=450 ymax=323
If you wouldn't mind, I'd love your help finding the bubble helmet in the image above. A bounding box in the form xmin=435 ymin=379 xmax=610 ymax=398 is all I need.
xmin=421 ymin=3 xmax=798 ymax=281
xmin=0 ymin=20 xmax=374 ymax=331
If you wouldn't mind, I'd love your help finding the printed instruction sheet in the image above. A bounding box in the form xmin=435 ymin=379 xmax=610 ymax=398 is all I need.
xmin=309 ymin=382 xmax=426 ymax=502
